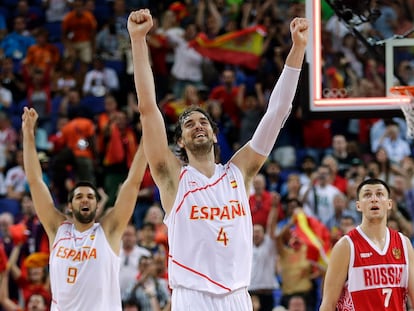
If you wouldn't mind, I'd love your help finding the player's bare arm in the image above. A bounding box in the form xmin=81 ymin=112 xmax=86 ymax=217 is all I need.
xmin=22 ymin=107 xmax=66 ymax=243
xmin=101 ymin=141 xmax=147 ymax=253
xmin=319 ymin=236 xmax=350 ymax=311
xmin=128 ymin=9 xmax=181 ymax=214
xmin=231 ymin=17 xmax=309 ymax=185
xmin=405 ymin=236 xmax=414 ymax=308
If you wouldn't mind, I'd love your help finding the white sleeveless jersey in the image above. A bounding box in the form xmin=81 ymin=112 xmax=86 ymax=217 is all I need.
xmin=50 ymin=222 xmax=122 ymax=311
xmin=165 ymin=163 xmax=252 ymax=294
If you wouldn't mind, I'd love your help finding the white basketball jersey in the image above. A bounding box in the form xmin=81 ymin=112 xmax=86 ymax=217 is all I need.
xmin=165 ymin=163 xmax=252 ymax=294
xmin=50 ymin=222 xmax=122 ymax=311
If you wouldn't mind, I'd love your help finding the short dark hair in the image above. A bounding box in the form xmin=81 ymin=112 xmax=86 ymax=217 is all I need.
xmin=286 ymin=198 xmax=302 ymax=207
xmin=67 ymin=181 xmax=101 ymax=203
xmin=356 ymin=178 xmax=390 ymax=199
xmin=173 ymin=106 xmax=218 ymax=163
xmin=141 ymin=222 xmax=155 ymax=231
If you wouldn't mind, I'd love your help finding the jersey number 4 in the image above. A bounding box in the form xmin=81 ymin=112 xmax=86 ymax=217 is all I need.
xmin=216 ymin=227 xmax=229 ymax=246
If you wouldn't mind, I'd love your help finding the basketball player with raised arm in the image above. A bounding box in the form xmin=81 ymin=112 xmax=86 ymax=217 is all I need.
xmin=127 ymin=9 xmax=309 ymax=311
xmin=22 ymin=107 xmax=147 ymax=311
xmin=319 ymin=178 xmax=414 ymax=311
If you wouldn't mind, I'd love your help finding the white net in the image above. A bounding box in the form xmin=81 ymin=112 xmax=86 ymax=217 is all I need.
xmin=390 ymin=87 xmax=414 ymax=139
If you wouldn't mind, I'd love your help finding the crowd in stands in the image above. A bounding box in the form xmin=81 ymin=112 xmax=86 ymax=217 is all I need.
xmin=0 ymin=0 xmax=414 ymax=310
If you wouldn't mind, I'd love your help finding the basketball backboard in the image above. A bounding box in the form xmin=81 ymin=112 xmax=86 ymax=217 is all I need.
xmin=304 ymin=0 xmax=411 ymax=118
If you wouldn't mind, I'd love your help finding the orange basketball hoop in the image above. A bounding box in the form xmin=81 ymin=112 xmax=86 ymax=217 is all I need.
xmin=389 ymin=86 xmax=414 ymax=139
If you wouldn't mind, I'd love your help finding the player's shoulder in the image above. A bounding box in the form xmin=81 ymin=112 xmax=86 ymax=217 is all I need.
xmin=332 ymin=235 xmax=352 ymax=254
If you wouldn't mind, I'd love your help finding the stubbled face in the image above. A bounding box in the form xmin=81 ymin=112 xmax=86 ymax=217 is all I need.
xmin=356 ymin=184 xmax=392 ymax=221
xmin=70 ymin=187 xmax=98 ymax=224
xmin=179 ymin=111 xmax=216 ymax=158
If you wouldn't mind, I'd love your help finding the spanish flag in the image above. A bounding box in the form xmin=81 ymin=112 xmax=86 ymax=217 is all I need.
xmin=293 ymin=211 xmax=331 ymax=269
xmin=189 ymin=25 xmax=266 ymax=70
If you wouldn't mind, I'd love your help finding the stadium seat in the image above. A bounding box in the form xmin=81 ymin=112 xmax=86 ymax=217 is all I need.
xmin=0 ymin=198 xmax=21 ymax=218
xmin=80 ymin=95 xmax=105 ymax=115
xmin=45 ymin=21 xmax=62 ymax=43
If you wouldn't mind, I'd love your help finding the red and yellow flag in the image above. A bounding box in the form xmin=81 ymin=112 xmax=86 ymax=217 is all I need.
xmin=189 ymin=25 xmax=266 ymax=70
xmin=294 ymin=211 xmax=332 ymax=269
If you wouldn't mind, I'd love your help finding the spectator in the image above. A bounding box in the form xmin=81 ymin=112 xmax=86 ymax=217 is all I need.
xmin=276 ymin=213 xmax=320 ymax=311
xmin=26 ymin=292 xmax=49 ymax=311
xmin=205 ymin=99 xmax=237 ymax=163
xmin=209 ymin=68 xmax=243 ymax=131
xmin=374 ymin=146 xmax=403 ymax=185
xmin=13 ymin=0 xmax=44 ymax=33
xmin=0 ymin=57 xmax=27 ymax=105
xmin=280 ymin=174 xmax=303 ymax=215
xmin=0 ymin=16 xmax=36 ymax=63
xmin=146 ymin=15 xmax=171 ymax=102
xmin=22 ymin=65 xmax=53 ymax=133
xmin=238 ymin=87 xmax=265 ymax=146
xmin=325 ymin=134 xmax=353 ymax=176
xmin=51 ymin=57 xmax=78 ymax=97
xmin=195 ymin=0 xmax=223 ymax=39
xmin=142 ymin=204 xmax=168 ymax=255
xmin=165 ymin=21 xmax=205 ymax=99
xmin=138 ymin=222 xmax=166 ymax=262
xmin=0 ymin=81 xmax=13 ymax=113
xmin=119 ymin=224 xmax=151 ymax=298
xmin=61 ymin=0 xmax=97 ymax=84
xmin=300 ymin=164 xmax=342 ymax=226
xmin=18 ymin=192 xmax=49 ymax=257
xmin=123 ymin=255 xmax=171 ymax=311
xmin=43 ymin=0 xmax=69 ymax=23
xmin=162 ymin=84 xmax=206 ymax=140
xmin=8 ymin=249 xmax=51 ymax=309
xmin=370 ymin=118 xmax=407 ymax=154
xmin=325 ymin=192 xmax=358 ymax=239
xmin=320 ymin=155 xmax=347 ymax=194
xmin=22 ymin=27 xmax=60 ymax=74
xmin=298 ymin=155 xmax=317 ymax=187
xmin=101 ymin=109 xmax=138 ymax=208
xmin=249 ymin=173 xmax=275 ymax=229
xmin=96 ymin=17 xmax=124 ymax=61
xmin=60 ymin=111 xmax=96 ymax=182
xmin=5 ymin=149 xmax=26 ymax=202
xmin=287 ymin=295 xmax=307 ymax=311
xmin=249 ymin=223 xmax=279 ymax=311
xmin=371 ymin=119 xmax=411 ymax=165
xmin=82 ymin=55 xmax=120 ymax=98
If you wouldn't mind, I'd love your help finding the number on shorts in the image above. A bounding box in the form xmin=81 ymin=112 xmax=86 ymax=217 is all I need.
xmin=67 ymin=267 xmax=78 ymax=284
xmin=382 ymin=288 xmax=392 ymax=307
xmin=216 ymin=227 xmax=229 ymax=246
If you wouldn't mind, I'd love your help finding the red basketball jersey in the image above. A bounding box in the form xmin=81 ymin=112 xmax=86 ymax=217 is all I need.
xmin=337 ymin=226 xmax=409 ymax=311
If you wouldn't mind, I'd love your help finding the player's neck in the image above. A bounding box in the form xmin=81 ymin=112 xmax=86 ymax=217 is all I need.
xmin=74 ymin=221 xmax=95 ymax=232
xmin=188 ymin=155 xmax=216 ymax=178
xmin=359 ymin=222 xmax=388 ymax=249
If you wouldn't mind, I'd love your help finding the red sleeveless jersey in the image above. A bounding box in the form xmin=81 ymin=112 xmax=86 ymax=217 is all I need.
xmin=337 ymin=226 xmax=409 ymax=311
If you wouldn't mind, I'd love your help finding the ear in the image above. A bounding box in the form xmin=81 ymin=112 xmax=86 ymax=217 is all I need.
xmin=387 ymin=199 xmax=393 ymax=211
xmin=177 ymin=137 xmax=184 ymax=148
xmin=213 ymin=133 xmax=218 ymax=144
xmin=67 ymin=203 xmax=73 ymax=213
xmin=355 ymin=201 xmax=362 ymax=212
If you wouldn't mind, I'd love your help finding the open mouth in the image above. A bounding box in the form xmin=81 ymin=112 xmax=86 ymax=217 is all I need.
xmin=194 ymin=133 xmax=206 ymax=138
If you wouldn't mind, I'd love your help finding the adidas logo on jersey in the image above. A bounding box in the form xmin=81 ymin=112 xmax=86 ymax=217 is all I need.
xmin=360 ymin=252 xmax=373 ymax=258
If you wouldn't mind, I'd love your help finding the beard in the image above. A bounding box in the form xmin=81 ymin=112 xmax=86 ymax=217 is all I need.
xmin=72 ymin=208 xmax=97 ymax=224
xmin=186 ymin=138 xmax=214 ymax=158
